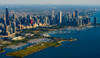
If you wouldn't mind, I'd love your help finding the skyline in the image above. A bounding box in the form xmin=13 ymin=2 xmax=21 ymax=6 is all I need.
xmin=0 ymin=1 xmax=100 ymax=58
xmin=0 ymin=0 xmax=100 ymax=5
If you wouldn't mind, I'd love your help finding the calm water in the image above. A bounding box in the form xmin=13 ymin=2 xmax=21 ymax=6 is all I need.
xmin=0 ymin=9 xmax=100 ymax=58
xmin=90 ymin=8 xmax=100 ymax=23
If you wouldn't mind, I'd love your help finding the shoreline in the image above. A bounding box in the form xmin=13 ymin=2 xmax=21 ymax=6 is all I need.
xmin=0 ymin=50 xmax=5 ymax=53
xmin=58 ymin=39 xmax=77 ymax=44
xmin=4 ymin=25 xmax=79 ymax=57
xmin=6 ymin=42 xmax=60 ymax=57
xmin=5 ymin=38 xmax=77 ymax=57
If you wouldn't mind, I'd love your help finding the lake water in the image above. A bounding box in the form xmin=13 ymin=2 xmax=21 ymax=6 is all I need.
xmin=90 ymin=8 xmax=100 ymax=23
xmin=0 ymin=8 xmax=100 ymax=58
xmin=25 ymin=9 xmax=100 ymax=58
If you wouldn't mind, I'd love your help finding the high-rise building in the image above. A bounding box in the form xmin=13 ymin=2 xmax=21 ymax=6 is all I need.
xmin=4 ymin=24 xmax=7 ymax=34
xmin=6 ymin=8 xmax=9 ymax=25
xmin=51 ymin=10 xmax=55 ymax=24
xmin=57 ymin=11 xmax=62 ymax=25
xmin=37 ymin=19 xmax=40 ymax=24
xmin=79 ymin=19 xmax=82 ymax=26
xmin=12 ymin=14 xmax=17 ymax=21
xmin=8 ymin=25 xmax=11 ymax=34
xmin=3 ymin=14 xmax=6 ymax=25
xmin=68 ymin=13 xmax=71 ymax=22
xmin=77 ymin=19 xmax=79 ymax=26
xmin=19 ymin=23 xmax=22 ymax=30
xmin=52 ymin=10 xmax=55 ymax=19
xmin=72 ymin=13 xmax=75 ymax=19
xmin=27 ymin=15 xmax=32 ymax=20
xmin=12 ymin=22 xmax=16 ymax=33
xmin=75 ymin=10 xmax=79 ymax=18
xmin=12 ymin=14 xmax=15 ymax=19
xmin=45 ymin=17 xmax=48 ymax=24
xmin=3 ymin=14 xmax=7 ymax=34
xmin=94 ymin=17 xmax=97 ymax=24
xmin=31 ymin=19 xmax=33 ymax=25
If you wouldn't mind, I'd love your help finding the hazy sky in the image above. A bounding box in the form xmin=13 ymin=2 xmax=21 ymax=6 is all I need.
xmin=0 ymin=0 xmax=100 ymax=5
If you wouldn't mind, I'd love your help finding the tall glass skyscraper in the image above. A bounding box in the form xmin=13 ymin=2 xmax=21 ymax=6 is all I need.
xmin=6 ymin=8 xmax=9 ymax=25
xmin=57 ymin=11 xmax=62 ymax=25
xmin=94 ymin=17 xmax=97 ymax=24
xmin=75 ymin=10 xmax=79 ymax=18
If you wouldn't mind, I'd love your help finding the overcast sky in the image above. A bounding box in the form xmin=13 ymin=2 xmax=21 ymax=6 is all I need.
xmin=0 ymin=0 xmax=100 ymax=5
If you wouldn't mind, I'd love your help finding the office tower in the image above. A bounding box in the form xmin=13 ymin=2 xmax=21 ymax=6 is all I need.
xmin=9 ymin=20 xmax=11 ymax=25
xmin=77 ymin=19 xmax=79 ymax=26
xmin=12 ymin=14 xmax=17 ymax=21
xmin=45 ymin=17 xmax=48 ymax=24
xmin=57 ymin=11 xmax=62 ymax=25
xmin=6 ymin=26 xmax=8 ymax=34
xmin=18 ymin=21 xmax=22 ymax=30
xmin=31 ymin=19 xmax=33 ymax=25
xmin=94 ymin=17 xmax=97 ymax=24
xmin=8 ymin=25 xmax=11 ymax=34
xmin=37 ymin=19 xmax=40 ymax=24
xmin=12 ymin=22 xmax=16 ymax=33
xmin=27 ymin=15 xmax=30 ymax=19
xmin=85 ymin=17 xmax=90 ymax=24
xmin=52 ymin=10 xmax=55 ymax=19
xmin=72 ymin=13 xmax=75 ymax=19
xmin=51 ymin=10 xmax=55 ymax=24
xmin=88 ymin=18 xmax=90 ymax=24
xmin=68 ymin=13 xmax=71 ymax=19
xmin=62 ymin=16 xmax=65 ymax=24
xmin=12 ymin=14 xmax=15 ymax=19
xmin=6 ymin=8 xmax=9 ymax=25
xmin=27 ymin=15 xmax=32 ymax=20
xmin=4 ymin=24 xmax=7 ymax=34
xmin=3 ymin=14 xmax=7 ymax=34
xmin=68 ymin=13 xmax=71 ymax=22
xmin=27 ymin=15 xmax=33 ymax=25
xmin=49 ymin=16 xmax=53 ymax=25
xmin=19 ymin=23 xmax=22 ymax=30
xmin=79 ymin=19 xmax=82 ymax=26
xmin=3 ymin=14 xmax=6 ymax=25
xmin=75 ymin=10 xmax=79 ymax=18
xmin=11 ymin=28 xmax=13 ymax=34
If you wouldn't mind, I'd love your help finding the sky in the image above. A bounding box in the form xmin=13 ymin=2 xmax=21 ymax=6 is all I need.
xmin=0 ymin=0 xmax=100 ymax=5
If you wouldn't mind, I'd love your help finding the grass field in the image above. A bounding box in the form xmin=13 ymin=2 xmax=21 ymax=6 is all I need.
xmin=6 ymin=42 xmax=60 ymax=57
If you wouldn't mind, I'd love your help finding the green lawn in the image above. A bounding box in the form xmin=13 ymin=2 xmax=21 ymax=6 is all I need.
xmin=6 ymin=42 xmax=60 ymax=57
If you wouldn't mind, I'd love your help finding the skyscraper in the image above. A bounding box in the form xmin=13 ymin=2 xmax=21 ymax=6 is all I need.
xmin=50 ymin=10 xmax=55 ymax=25
xmin=3 ymin=14 xmax=7 ymax=34
xmin=52 ymin=10 xmax=55 ymax=19
xmin=57 ymin=11 xmax=62 ymax=25
xmin=79 ymin=19 xmax=82 ymax=26
xmin=12 ymin=22 xmax=16 ymax=33
xmin=4 ymin=14 xmax=6 ymax=25
xmin=45 ymin=17 xmax=48 ymax=24
xmin=37 ymin=19 xmax=40 ymax=24
xmin=6 ymin=8 xmax=9 ymax=25
xmin=75 ymin=10 xmax=79 ymax=18
xmin=72 ymin=13 xmax=75 ymax=19
xmin=31 ymin=19 xmax=33 ymax=25
xmin=94 ymin=17 xmax=97 ymax=25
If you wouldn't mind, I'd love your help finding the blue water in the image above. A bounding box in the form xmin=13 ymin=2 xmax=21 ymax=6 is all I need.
xmin=0 ymin=9 xmax=100 ymax=58
xmin=23 ymin=26 xmax=100 ymax=58
xmin=90 ymin=9 xmax=100 ymax=23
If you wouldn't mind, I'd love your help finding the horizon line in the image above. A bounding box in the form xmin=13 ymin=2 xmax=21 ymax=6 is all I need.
xmin=0 ymin=4 xmax=100 ymax=6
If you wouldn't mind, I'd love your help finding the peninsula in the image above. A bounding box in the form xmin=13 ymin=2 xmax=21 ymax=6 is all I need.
xmin=5 ymin=25 xmax=77 ymax=57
